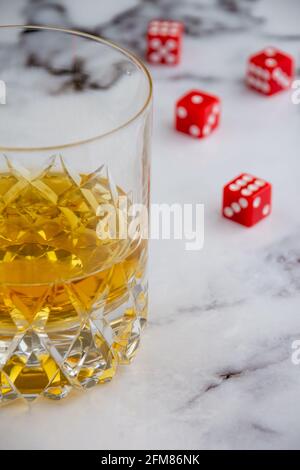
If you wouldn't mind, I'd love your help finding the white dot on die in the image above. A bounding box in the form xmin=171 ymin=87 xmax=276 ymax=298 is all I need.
xmin=248 ymin=183 xmax=259 ymax=192
xmin=262 ymin=82 xmax=270 ymax=93
xmin=254 ymin=78 xmax=263 ymax=90
xmin=232 ymin=202 xmax=241 ymax=213
xmin=166 ymin=54 xmax=176 ymax=63
xmin=253 ymin=65 xmax=263 ymax=77
xmin=255 ymin=179 xmax=265 ymax=187
xmin=239 ymin=197 xmax=248 ymax=208
xmin=253 ymin=197 xmax=261 ymax=208
xmin=247 ymin=75 xmax=255 ymax=86
xmin=248 ymin=63 xmax=257 ymax=73
xmin=236 ymin=179 xmax=247 ymax=187
xmin=242 ymin=174 xmax=253 ymax=182
xmin=224 ymin=207 xmax=234 ymax=218
xmin=189 ymin=125 xmax=201 ymax=137
xmin=150 ymin=52 xmax=160 ymax=63
xmin=265 ymin=47 xmax=276 ymax=56
xmin=212 ymin=104 xmax=220 ymax=114
xmin=265 ymin=58 xmax=277 ymax=67
xmin=191 ymin=95 xmax=203 ymax=104
xmin=262 ymin=69 xmax=271 ymax=80
xmin=229 ymin=184 xmax=239 ymax=191
xmin=262 ymin=204 xmax=270 ymax=216
xmin=149 ymin=27 xmax=159 ymax=35
xmin=241 ymin=188 xmax=252 ymax=196
xmin=208 ymin=114 xmax=216 ymax=125
xmin=166 ymin=39 xmax=177 ymax=50
xmin=160 ymin=46 xmax=168 ymax=56
xmin=150 ymin=38 xmax=161 ymax=48
xmin=177 ymin=106 xmax=187 ymax=118
xmin=203 ymin=125 xmax=211 ymax=136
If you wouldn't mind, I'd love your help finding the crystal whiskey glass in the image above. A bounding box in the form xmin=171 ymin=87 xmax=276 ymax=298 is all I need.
xmin=0 ymin=25 xmax=152 ymax=403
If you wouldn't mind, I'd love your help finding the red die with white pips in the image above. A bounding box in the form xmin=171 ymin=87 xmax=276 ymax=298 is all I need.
xmin=175 ymin=90 xmax=221 ymax=139
xmin=146 ymin=20 xmax=183 ymax=65
xmin=223 ymin=174 xmax=272 ymax=227
xmin=246 ymin=47 xmax=294 ymax=96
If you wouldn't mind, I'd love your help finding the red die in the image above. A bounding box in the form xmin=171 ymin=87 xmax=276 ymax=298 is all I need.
xmin=223 ymin=173 xmax=272 ymax=227
xmin=146 ymin=20 xmax=183 ymax=65
xmin=246 ymin=47 xmax=294 ymax=96
xmin=175 ymin=90 xmax=221 ymax=139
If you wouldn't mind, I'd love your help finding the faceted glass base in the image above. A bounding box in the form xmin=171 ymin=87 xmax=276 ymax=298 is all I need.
xmin=0 ymin=274 xmax=148 ymax=404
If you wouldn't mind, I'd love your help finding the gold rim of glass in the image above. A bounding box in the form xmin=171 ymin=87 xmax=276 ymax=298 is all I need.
xmin=0 ymin=24 xmax=153 ymax=152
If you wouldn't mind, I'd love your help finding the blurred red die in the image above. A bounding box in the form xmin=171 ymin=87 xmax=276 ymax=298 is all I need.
xmin=175 ymin=90 xmax=221 ymax=139
xmin=146 ymin=20 xmax=183 ymax=65
xmin=246 ymin=47 xmax=294 ymax=96
xmin=223 ymin=173 xmax=272 ymax=227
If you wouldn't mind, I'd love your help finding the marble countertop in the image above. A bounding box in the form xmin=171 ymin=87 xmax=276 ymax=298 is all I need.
xmin=1 ymin=0 xmax=300 ymax=450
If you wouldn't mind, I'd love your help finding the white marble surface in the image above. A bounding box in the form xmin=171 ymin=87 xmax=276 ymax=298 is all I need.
xmin=1 ymin=0 xmax=300 ymax=450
